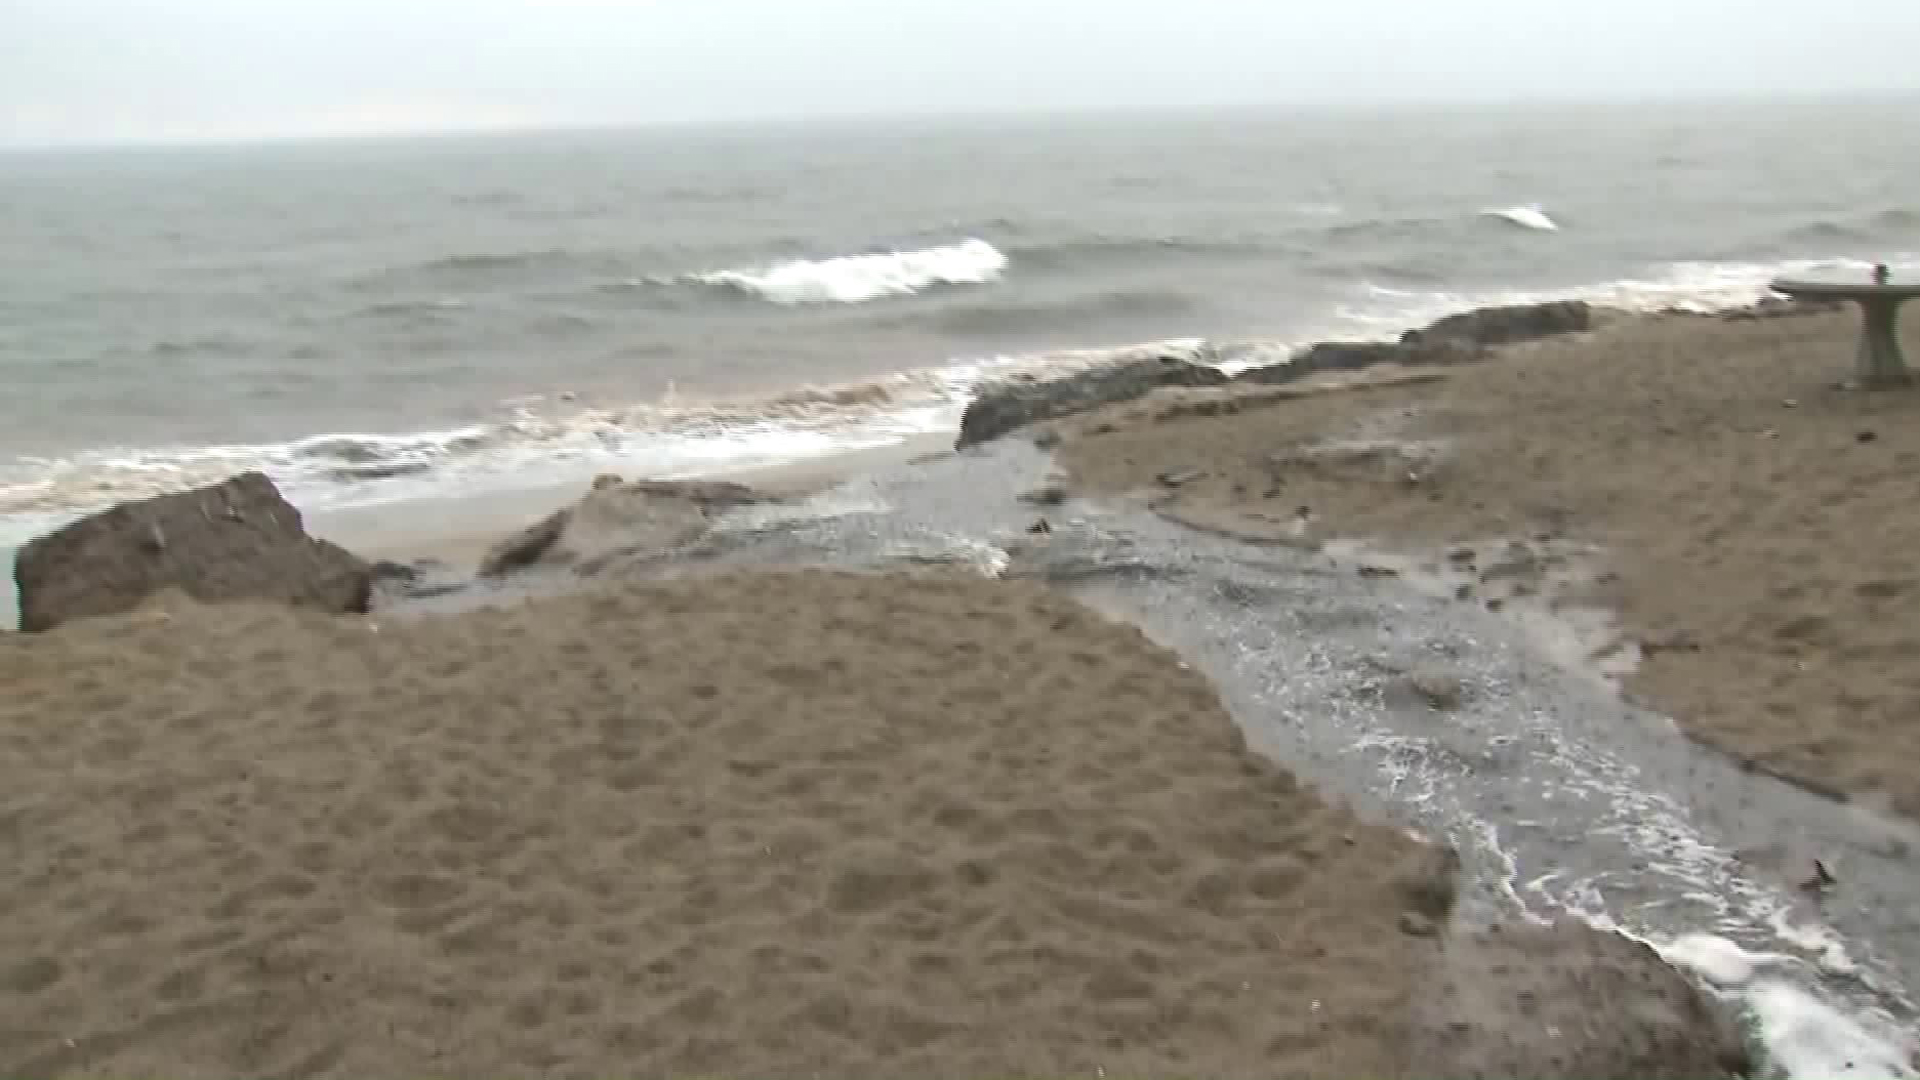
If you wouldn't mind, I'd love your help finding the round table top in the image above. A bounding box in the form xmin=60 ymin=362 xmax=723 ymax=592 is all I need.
xmin=1771 ymin=276 xmax=1920 ymax=301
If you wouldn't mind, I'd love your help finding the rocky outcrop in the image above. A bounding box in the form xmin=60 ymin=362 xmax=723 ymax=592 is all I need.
xmin=1399 ymin=919 xmax=1752 ymax=1080
xmin=479 ymin=476 xmax=778 ymax=578
xmin=1403 ymin=299 xmax=1594 ymax=348
xmin=13 ymin=471 xmax=371 ymax=632
xmin=954 ymin=354 xmax=1229 ymax=448
xmin=1235 ymin=338 xmax=1481 ymax=385
xmin=1232 ymin=301 xmax=1595 ymax=387
xmin=948 ymin=304 xmax=1603 ymax=447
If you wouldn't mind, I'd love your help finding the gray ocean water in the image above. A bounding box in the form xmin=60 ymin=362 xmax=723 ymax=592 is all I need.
xmin=3 ymin=95 xmax=1918 ymax=540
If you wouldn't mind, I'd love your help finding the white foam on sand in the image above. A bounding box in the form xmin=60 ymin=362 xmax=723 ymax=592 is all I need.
xmin=1351 ymin=641 xmax=1917 ymax=1080
xmin=1660 ymin=934 xmax=1918 ymax=1080
xmin=692 ymin=238 xmax=1008 ymax=304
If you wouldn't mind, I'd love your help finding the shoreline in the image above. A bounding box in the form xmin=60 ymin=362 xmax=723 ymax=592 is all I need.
xmin=0 ymin=252 xmax=1896 ymax=548
xmin=6 ymin=298 xmax=1920 ymax=1073
xmin=0 ymin=433 xmax=953 ymax=630
xmin=307 ymin=431 xmax=955 ymax=572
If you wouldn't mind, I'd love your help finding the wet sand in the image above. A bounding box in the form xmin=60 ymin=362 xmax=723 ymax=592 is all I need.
xmin=309 ymin=432 xmax=955 ymax=571
xmin=1056 ymin=304 xmax=1920 ymax=822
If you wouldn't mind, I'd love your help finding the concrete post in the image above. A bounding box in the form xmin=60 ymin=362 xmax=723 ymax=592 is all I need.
xmin=1856 ymin=297 xmax=1912 ymax=389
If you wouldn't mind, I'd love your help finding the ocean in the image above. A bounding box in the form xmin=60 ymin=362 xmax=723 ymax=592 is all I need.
xmin=3 ymin=95 xmax=1918 ymax=544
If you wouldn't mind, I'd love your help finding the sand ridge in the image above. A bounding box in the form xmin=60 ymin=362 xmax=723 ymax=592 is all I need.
xmin=1 ymin=571 xmax=1457 ymax=1079
xmin=1056 ymin=304 xmax=1920 ymax=821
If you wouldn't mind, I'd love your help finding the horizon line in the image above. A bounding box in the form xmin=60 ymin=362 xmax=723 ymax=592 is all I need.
xmin=4 ymin=86 xmax=1917 ymax=154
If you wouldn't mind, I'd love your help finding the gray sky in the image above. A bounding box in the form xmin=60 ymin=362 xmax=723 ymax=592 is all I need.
xmin=7 ymin=0 xmax=1919 ymax=144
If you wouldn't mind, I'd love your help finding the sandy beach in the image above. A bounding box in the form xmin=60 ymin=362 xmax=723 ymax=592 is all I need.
xmin=3 ymin=569 xmax=1713 ymax=1079
xmin=16 ymin=302 xmax=1920 ymax=1077
xmin=0 ymin=410 xmax=1780 ymax=1076
xmin=1057 ymin=303 xmax=1920 ymax=821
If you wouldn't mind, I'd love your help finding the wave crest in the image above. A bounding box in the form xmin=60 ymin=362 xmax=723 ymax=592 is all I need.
xmin=692 ymin=239 xmax=1007 ymax=304
xmin=1483 ymin=206 xmax=1560 ymax=232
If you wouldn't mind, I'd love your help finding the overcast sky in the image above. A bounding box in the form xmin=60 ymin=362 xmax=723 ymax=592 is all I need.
xmin=7 ymin=0 xmax=1920 ymax=145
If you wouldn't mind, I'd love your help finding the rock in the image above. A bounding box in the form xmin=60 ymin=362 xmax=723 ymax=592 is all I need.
xmin=1235 ymin=338 xmax=1481 ymax=385
xmin=1400 ymin=919 xmax=1752 ymax=1080
xmin=13 ymin=471 xmax=372 ymax=632
xmin=479 ymin=478 xmax=780 ymax=578
xmin=368 ymin=557 xmax=471 ymax=603
xmin=1407 ymin=668 xmax=1466 ymax=711
xmin=954 ymin=354 xmax=1229 ymax=448
xmin=1402 ymin=300 xmax=1593 ymax=348
xmin=1391 ymin=842 xmax=1462 ymax=921
xmin=1799 ymin=858 xmax=1838 ymax=892
xmin=1018 ymin=484 xmax=1069 ymax=507
xmin=1230 ymin=303 xmax=1591 ymax=388
xmin=481 ymin=508 xmax=572 ymax=577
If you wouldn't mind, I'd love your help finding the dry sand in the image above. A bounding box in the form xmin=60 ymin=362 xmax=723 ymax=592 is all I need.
xmin=1057 ymin=304 xmax=1920 ymax=821
xmin=0 ymin=570 xmax=1465 ymax=1078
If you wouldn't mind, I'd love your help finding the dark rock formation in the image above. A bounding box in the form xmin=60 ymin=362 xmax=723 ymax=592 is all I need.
xmin=1235 ymin=338 xmax=1481 ymax=385
xmin=1234 ymin=301 xmax=1595 ymax=386
xmin=954 ymin=354 xmax=1229 ymax=449
xmin=479 ymin=477 xmax=778 ymax=578
xmin=950 ymin=302 xmax=1599 ymax=447
xmin=1403 ymin=299 xmax=1594 ymax=348
xmin=13 ymin=471 xmax=371 ymax=632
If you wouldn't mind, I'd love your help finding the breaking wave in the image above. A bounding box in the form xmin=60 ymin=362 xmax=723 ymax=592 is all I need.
xmin=691 ymin=239 xmax=1007 ymax=304
xmin=1483 ymin=205 xmax=1560 ymax=232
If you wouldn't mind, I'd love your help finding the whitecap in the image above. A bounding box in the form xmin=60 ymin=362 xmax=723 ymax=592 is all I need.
xmin=1484 ymin=205 xmax=1561 ymax=232
xmin=691 ymin=238 xmax=1007 ymax=304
